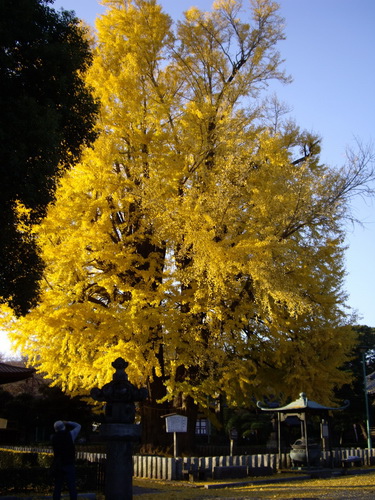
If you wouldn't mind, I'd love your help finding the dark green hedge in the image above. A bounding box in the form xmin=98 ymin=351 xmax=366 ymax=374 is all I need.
xmin=0 ymin=465 xmax=100 ymax=494
xmin=0 ymin=449 xmax=52 ymax=468
xmin=0 ymin=467 xmax=52 ymax=494
xmin=0 ymin=451 xmax=101 ymax=494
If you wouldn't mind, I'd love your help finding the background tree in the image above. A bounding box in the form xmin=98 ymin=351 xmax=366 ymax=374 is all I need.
xmin=333 ymin=325 xmax=375 ymax=446
xmin=0 ymin=384 xmax=94 ymax=444
xmin=356 ymin=325 xmax=375 ymax=373
xmin=0 ymin=0 xmax=98 ymax=315
xmin=3 ymin=0 xmax=374 ymax=450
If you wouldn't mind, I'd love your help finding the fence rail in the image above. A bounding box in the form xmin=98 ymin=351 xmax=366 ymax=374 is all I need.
xmin=2 ymin=446 xmax=375 ymax=481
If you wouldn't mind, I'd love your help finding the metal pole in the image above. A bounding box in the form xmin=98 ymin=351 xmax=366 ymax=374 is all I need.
xmin=303 ymin=413 xmax=310 ymax=468
xmin=277 ymin=413 xmax=281 ymax=470
xmin=362 ymin=350 xmax=372 ymax=449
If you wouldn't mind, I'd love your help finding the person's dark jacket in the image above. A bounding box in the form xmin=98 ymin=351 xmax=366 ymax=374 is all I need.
xmin=52 ymin=421 xmax=81 ymax=468
xmin=52 ymin=429 xmax=76 ymax=466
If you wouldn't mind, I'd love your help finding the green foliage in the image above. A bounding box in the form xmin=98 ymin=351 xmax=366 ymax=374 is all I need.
xmin=335 ymin=325 xmax=375 ymax=411
xmin=0 ymin=450 xmax=53 ymax=469
xmin=355 ymin=325 xmax=375 ymax=372
xmin=0 ymin=451 xmax=98 ymax=494
xmin=0 ymin=468 xmax=51 ymax=494
xmin=0 ymin=0 xmax=98 ymax=315
xmin=224 ymin=408 xmax=273 ymax=445
xmin=333 ymin=324 xmax=375 ymax=445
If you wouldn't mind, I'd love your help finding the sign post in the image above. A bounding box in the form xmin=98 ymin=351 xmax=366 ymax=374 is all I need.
xmin=164 ymin=414 xmax=188 ymax=458
xmin=229 ymin=428 xmax=238 ymax=457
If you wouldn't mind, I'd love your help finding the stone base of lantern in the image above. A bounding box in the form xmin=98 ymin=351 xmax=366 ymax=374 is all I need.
xmin=101 ymin=424 xmax=141 ymax=500
xmin=100 ymin=423 xmax=142 ymax=440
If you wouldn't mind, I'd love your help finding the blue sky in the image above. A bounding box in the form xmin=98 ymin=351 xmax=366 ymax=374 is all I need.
xmin=1 ymin=0 xmax=374 ymax=356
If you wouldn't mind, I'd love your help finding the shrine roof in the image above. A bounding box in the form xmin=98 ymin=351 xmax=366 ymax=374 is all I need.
xmin=257 ymin=392 xmax=349 ymax=412
xmin=0 ymin=362 xmax=35 ymax=385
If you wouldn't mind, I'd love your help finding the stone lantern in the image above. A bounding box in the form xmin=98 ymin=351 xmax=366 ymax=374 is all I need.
xmin=91 ymin=357 xmax=148 ymax=499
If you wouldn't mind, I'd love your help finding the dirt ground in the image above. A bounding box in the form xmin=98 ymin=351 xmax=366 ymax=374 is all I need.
xmin=1 ymin=469 xmax=374 ymax=499
xmin=131 ymin=469 xmax=375 ymax=499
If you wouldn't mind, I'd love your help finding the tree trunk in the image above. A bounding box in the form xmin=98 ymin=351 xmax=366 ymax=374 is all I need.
xmin=139 ymin=376 xmax=172 ymax=453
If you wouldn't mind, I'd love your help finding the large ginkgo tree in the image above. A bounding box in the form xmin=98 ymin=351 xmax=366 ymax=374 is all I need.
xmin=3 ymin=0 xmax=373 ymax=447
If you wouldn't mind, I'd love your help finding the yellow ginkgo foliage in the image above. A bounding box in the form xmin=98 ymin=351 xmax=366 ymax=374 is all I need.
xmin=3 ymin=0 xmax=361 ymax=440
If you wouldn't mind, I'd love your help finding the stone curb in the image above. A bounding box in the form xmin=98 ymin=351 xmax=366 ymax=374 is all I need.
xmin=204 ymin=474 xmax=312 ymax=489
xmin=204 ymin=467 xmax=375 ymax=490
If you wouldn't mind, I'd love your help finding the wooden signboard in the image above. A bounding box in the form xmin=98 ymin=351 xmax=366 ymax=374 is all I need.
xmin=163 ymin=414 xmax=188 ymax=457
xmin=165 ymin=414 xmax=188 ymax=433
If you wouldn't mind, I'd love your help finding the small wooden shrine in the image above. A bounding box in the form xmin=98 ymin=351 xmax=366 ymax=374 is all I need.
xmin=257 ymin=392 xmax=349 ymax=467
